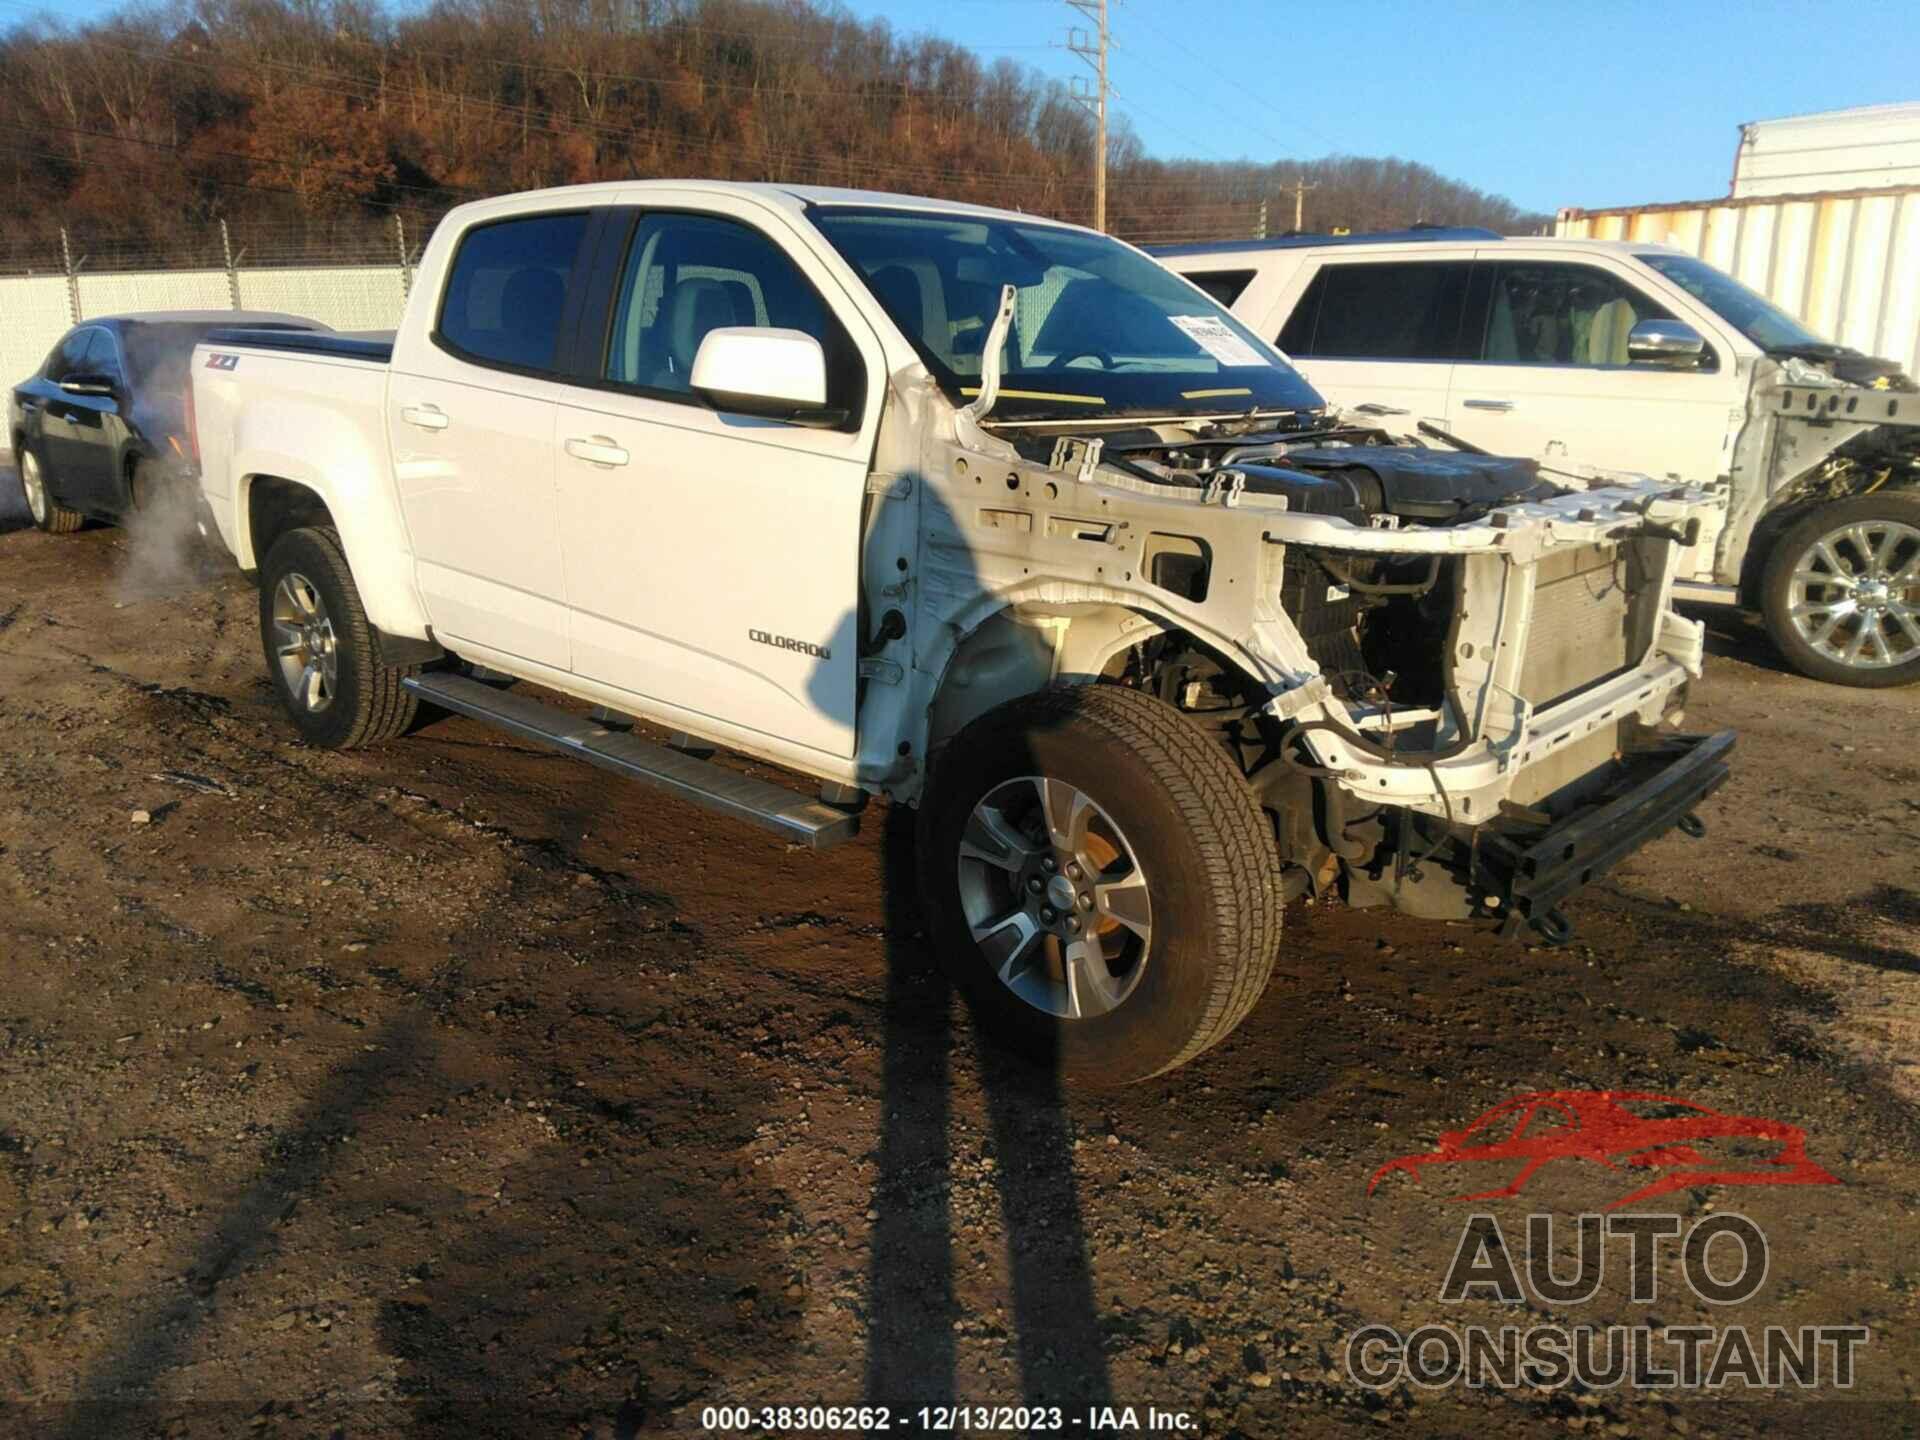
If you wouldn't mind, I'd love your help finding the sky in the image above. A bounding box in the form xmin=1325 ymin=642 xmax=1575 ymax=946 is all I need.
xmin=25 ymin=0 xmax=1920 ymax=216
xmin=829 ymin=0 xmax=1920 ymax=214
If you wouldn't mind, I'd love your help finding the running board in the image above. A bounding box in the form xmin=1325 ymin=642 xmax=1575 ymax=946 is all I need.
xmin=403 ymin=673 xmax=860 ymax=850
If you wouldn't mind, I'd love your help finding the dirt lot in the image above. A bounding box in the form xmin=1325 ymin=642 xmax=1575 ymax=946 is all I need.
xmin=2 ymin=463 xmax=1918 ymax=1439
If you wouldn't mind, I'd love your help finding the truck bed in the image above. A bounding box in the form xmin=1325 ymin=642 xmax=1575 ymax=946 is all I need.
xmin=205 ymin=327 xmax=394 ymax=364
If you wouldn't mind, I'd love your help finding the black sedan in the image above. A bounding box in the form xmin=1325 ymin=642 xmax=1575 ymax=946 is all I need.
xmin=7 ymin=310 xmax=323 ymax=534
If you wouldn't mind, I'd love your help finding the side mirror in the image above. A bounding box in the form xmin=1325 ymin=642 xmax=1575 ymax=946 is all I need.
xmin=1627 ymin=319 xmax=1707 ymax=366
xmin=58 ymin=372 xmax=115 ymax=397
xmin=690 ymin=327 xmax=833 ymax=421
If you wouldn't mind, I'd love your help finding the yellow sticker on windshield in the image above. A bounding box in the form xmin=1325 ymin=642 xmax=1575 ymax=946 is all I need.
xmin=959 ymin=387 xmax=1107 ymax=406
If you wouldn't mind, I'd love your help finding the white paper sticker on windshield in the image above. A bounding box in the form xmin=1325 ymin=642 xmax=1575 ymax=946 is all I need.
xmin=1168 ymin=314 xmax=1271 ymax=368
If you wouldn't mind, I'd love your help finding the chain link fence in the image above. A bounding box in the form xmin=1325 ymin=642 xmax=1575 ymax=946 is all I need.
xmin=1 ymin=200 xmax=1278 ymax=387
xmin=0 ymin=214 xmax=440 ymax=387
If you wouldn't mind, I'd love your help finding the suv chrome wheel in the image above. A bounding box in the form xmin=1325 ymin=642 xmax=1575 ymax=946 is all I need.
xmin=1787 ymin=518 xmax=1920 ymax=670
xmin=20 ymin=449 xmax=48 ymax=526
xmin=955 ymin=775 xmax=1152 ymax=1020
xmin=271 ymin=571 xmax=339 ymax=712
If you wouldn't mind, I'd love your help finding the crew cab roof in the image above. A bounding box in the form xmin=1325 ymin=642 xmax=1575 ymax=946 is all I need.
xmin=432 ymin=178 xmax=1086 ymax=233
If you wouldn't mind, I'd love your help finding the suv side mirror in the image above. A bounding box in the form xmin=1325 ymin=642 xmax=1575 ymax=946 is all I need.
xmin=690 ymin=327 xmax=833 ymax=421
xmin=58 ymin=372 xmax=116 ymax=397
xmin=1627 ymin=319 xmax=1707 ymax=366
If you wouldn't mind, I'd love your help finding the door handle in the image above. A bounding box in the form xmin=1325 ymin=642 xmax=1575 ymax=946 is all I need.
xmin=1461 ymin=398 xmax=1515 ymax=412
xmin=400 ymin=404 xmax=449 ymax=431
xmin=565 ymin=435 xmax=630 ymax=468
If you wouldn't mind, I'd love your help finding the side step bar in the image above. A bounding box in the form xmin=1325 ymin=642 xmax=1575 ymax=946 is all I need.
xmin=402 ymin=672 xmax=860 ymax=850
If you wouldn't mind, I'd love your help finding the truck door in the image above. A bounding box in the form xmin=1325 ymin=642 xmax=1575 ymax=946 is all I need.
xmin=1444 ymin=253 xmax=1745 ymax=480
xmin=386 ymin=209 xmax=597 ymax=673
xmin=1271 ymin=258 xmax=1472 ymax=429
xmin=550 ymin=198 xmax=879 ymax=761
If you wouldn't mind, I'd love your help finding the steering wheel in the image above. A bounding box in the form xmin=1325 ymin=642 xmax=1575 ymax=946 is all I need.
xmin=1047 ymin=349 xmax=1115 ymax=371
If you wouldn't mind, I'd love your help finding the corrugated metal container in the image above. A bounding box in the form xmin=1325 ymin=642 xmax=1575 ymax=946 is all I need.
xmin=1555 ymin=185 xmax=1920 ymax=380
xmin=1733 ymin=102 xmax=1920 ymax=198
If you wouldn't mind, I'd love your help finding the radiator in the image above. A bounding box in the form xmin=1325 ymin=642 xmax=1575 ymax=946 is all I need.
xmin=1519 ymin=543 xmax=1632 ymax=708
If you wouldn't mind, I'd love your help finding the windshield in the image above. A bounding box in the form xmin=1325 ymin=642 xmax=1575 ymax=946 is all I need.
xmin=1638 ymin=253 xmax=1827 ymax=353
xmin=811 ymin=207 xmax=1324 ymax=422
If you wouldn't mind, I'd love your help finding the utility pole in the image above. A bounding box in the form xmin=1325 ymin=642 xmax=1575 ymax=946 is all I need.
xmin=1290 ymin=175 xmax=1318 ymax=233
xmin=1065 ymin=0 xmax=1109 ymax=231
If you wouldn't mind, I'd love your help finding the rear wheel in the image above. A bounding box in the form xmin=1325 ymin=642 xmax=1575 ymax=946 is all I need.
xmin=258 ymin=525 xmax=419 ymax=748
xmin=19 ymin=446 xmax=83 ymax=534
xmin=918 ymin=685 xmax=1283 ymax=1085
xmin=1761 ymin=493 xmax=1920 ymax=687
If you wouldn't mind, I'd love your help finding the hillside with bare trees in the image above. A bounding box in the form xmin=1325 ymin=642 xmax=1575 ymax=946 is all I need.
xmin=0 ymin=0 xmax=1546 ymax=273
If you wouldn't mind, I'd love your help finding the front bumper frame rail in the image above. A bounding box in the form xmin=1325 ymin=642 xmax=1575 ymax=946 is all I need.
xmin=1483 ymin=729 xmax=1736 ymax=941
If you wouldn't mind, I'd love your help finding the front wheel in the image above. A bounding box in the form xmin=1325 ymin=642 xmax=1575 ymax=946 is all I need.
xmin=1761 ymin=493 xmax=1920 ymax=687
xmin=19 ymin=446 xmax=83 ymax=534
xmin=258 ymin=525 xmax=419 ymax=748
xmin=918 ymin=685 xmax=1283 ymax=1085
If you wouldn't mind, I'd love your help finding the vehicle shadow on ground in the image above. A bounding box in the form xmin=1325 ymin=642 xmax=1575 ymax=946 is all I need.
xmin=45 ymin=1009 xmax=436 ymax=1440
xmin=864 ymin=806 xmax=1115 ymax=1422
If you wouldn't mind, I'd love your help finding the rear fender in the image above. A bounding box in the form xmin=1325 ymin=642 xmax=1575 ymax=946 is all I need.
xmin=231 ymin=403 xmax=429 ymax=640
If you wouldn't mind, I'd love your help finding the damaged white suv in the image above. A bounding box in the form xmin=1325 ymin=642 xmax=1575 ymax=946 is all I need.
xmin=190 ymin=183 xmax=1729 ymax=1083
xmin=1155 ymin=230 xmax=1920 ymax=686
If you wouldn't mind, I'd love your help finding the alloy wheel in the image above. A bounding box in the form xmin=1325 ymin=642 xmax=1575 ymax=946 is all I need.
xmin=955 ymin=775 xmax=1152 ymax=1020
xmin=1787 ymin=518 xmax=1920 ymax=670
xmin=271 ymin=571 xmax=339 ymax=713
xmin=20 ymin=450 xmax=47 ymax=526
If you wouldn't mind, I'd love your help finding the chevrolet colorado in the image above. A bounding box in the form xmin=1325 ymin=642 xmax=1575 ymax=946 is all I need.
xmin=191 ymin=182 xmax=1729 ymax=1083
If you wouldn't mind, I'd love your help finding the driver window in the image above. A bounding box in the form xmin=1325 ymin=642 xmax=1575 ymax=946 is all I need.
xmin=1481 ymin=262 xmax=1671 ymax=368
xmin=604 ymin=212 xmax=859 ymax=415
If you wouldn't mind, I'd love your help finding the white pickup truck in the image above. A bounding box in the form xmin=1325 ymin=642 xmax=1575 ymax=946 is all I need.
xmin=191 ymin=181 xmax=1729 ymax=1083
xmin=1153 ymin=230 xmax=1920 ymax=686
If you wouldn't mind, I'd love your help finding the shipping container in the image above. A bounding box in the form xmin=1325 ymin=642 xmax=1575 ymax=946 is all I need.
xmin=1733 ymin=102 xmax=1920 ymax=198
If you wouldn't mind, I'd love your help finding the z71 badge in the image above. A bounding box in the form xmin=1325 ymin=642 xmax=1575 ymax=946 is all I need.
xmin=205 ymin=353 xmax=241 ymax=370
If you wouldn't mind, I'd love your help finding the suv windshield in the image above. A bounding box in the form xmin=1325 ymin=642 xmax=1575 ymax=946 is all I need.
xmin=812 ymin=207 xmax=1324 ymax=421
xmin=1638 ymin=253 xmax=1826 ymax=353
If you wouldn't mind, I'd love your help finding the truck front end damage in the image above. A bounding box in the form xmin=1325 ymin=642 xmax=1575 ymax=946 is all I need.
xmin=872 ymin=389 xmax=1730 ymax=942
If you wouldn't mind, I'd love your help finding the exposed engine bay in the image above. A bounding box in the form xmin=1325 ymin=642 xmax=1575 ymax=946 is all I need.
xmin=963 ymin=416 xmax=1728 ymax=939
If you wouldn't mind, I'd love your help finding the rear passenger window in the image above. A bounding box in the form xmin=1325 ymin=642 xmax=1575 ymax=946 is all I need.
xmin=1278 ymin=262 xmax=1472 ymax=361
xmin=1184 ymin=270 xmax=1255 ymax=307
xmin=45 ymin=329 xmax=93 ymax=381
xmin=83 ymin=330 xmax=124 ymax=385
xmin=437 ymin=212 xmax=591 ymax=373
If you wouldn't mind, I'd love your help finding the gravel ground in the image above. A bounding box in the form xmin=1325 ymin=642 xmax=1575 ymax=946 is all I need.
xmin=1 ymin=471 xmax=1917 ymax=1439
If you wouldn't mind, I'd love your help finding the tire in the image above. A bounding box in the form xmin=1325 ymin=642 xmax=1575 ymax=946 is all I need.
xmin=918 ymin=684 xmax=1283 ymax=1086
xmin=257 ymin=525 xmax=419 ymax=748
xmin=1760 ymin=491 xmax=1920 ymax=688
xmin=18 ymin=444 xmax=84 ymax=534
